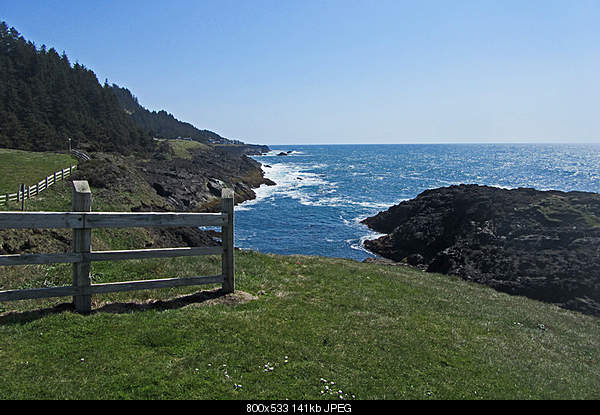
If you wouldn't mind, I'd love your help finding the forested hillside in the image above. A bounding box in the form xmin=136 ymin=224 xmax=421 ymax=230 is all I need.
xmin=110 ymin=85 xmax=227 ymax=144
xmin=0 ymin=22 xmax=153 ymax=154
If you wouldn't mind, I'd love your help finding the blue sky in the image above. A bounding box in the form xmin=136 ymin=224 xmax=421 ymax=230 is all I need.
xmin=2 ymin=0 xmax=599 ymax=145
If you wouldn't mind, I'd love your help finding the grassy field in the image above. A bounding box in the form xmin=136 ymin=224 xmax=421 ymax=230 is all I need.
xmin=0 ymin=251 xmax=599 ymax=399
xmin=0 ymin=148 xmax=77 ymax=193
xmin=0 ymin=149 xmax=599 ymax=399
xmin=154 ymin=139 xmax=211 ymax=160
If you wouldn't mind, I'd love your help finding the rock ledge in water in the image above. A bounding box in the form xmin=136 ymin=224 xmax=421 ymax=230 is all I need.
xmin=361 ymin=184 xmax=600 ymax=316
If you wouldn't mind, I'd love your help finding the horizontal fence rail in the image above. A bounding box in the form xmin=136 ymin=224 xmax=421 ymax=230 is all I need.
xmin=0 ymin=181 xmax=235 ymax=312
xmin=0 ymin=212 xmax=227 ymax=229
xmin=0 ymin=165 xmax=77 ymax=206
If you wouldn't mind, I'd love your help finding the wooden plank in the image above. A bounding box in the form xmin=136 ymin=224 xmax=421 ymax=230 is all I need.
xmin=221 ymin=189 xmax=235 ymax=293
xmin=0 ymin=285 xmax=79 ymax=301
xmin=0 ymin=212 xmax=227 ymax=229
xmin=0 ymin=212 xmax=83 ymax=229
xmin=0 ymin=275 xmax=223 ymax=302
xmin=85 ymin=275 xmax=224 ymax=295
xmin=0 ymin=252 xmax=81 ymax=266
xmin=72 ymin=180 xmax=92 ymax=313
xmin=83 ymin=212 xmax=227 ymax=228
xmin=89 ymin=246 xmax=222 ymax=261
xmin=0 ymin=247 xmax=222 ymax=266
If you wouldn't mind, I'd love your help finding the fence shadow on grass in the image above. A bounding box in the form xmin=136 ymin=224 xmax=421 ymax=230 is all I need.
xmin=0 ymin=287 xmax=245 ymax=326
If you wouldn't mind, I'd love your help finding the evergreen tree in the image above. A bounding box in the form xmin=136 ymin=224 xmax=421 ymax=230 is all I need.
xmin=0 ymin=21 xmax=155 ymax=155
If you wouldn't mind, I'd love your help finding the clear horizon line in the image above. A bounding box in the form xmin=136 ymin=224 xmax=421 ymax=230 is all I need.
xmin=245 ymin=140 xmax=600 ymax=146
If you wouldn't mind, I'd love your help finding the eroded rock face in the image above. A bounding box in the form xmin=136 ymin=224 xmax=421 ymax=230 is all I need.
xmin=362 ymin=184 xmax=600 ymax=316
xmin=140 ymin=147 xmax=275 ymax=212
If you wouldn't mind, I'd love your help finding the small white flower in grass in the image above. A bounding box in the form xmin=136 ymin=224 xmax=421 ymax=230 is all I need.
xmin=80 ymin=358 xmax=85 ymax=362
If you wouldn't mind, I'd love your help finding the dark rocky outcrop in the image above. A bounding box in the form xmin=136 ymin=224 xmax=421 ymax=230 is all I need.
xmin=362 ymin=184 xmax=600 ymax=316
xmin=140 ymin=147 xmax=275 ymax=212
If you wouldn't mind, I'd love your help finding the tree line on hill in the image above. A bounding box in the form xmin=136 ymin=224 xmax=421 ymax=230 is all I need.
xmin=0 ymin=21 xmax=233 ymax=156
xmin=110 ymin=85 xmax=228 ymax=144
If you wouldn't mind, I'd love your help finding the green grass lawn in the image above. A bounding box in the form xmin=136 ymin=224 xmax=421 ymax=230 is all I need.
xmin=0 ymin=251 xmax=599 ymax=399
xmin=0 ymin=148 xmax=77 ymax=194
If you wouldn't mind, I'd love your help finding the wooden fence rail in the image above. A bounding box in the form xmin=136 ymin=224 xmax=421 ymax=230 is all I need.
xmin=0 ymin=181 xmax=235 ymax=313
xmin=0 ymin=165 xmax=77 ymax=206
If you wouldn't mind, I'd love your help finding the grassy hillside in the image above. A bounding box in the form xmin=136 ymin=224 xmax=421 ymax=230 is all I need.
xmin=0 ymin=251 xmax=599 ymax=399
xmin=0 ymin=151 xmax=599 ymax=399
xmin=157 ymin=138 xmax=211 ymax=160
xmin=0 ymin=148 xmax=77 ymax=192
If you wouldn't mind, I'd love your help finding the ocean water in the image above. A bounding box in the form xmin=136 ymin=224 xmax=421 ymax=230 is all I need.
xmin=234 ymin=144 xmax=600 ymax=261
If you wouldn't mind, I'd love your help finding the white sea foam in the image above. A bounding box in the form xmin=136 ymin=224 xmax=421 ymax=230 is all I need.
xmin=236 ymin=161 xmax=332 ymax=211
xmin=258 ymin=149 xmax=304 ymax=157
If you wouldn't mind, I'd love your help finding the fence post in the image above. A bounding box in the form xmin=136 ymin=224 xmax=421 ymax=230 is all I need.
xmin=20 ymin=184 xmax=25 ymax=211
xmin=221 ymin=189 xmax=235 ymax=293
xmin=72 ymin=180 xmax=92 ymax=313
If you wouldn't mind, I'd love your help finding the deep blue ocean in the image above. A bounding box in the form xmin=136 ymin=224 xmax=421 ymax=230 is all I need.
xmin=234 ymin=144 xmax=600 ymax=261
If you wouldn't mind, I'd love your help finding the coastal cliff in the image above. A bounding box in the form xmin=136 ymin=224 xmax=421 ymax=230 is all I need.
xmin=362 ymin=184 xmax=600 ymax=316
xmin=0 ymin=144 xmax=274 ymax=255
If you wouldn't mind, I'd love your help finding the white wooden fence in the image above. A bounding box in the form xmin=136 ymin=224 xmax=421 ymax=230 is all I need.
xmin=0 ymin=181 xmax=235 ymax=313
xmin=0 ymin=165 xmax=77 ymax=206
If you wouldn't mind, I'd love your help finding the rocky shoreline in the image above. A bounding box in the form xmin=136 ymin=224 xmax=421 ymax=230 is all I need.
xmin=361 ymin=184 xmax=600 ymax=316
xmin=0 ymin=144 xmax=274 ymax=255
